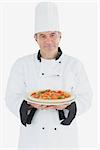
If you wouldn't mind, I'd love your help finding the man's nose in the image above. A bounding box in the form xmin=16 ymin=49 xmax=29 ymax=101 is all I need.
xmin=45 ymin=37 xmax=52 ymax=43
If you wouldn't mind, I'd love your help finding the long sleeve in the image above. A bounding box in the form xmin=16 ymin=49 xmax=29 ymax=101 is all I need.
xmin=73 ymin=60 xmax=93 ymax=116
xmin=5 ymin=58 xmax=27 ymax=118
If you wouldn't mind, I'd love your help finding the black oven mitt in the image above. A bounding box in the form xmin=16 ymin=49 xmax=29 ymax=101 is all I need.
xmin=19 ymin=100 xmax=37 ymax=126
xmin=20 ymin=101 xmax=77 ymax=126
xmin=58 ymin=102 xmax=77 ymax=125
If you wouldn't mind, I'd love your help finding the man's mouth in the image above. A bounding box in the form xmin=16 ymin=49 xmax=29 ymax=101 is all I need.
xmin=44 ymin=45 xmax=55 ymax=49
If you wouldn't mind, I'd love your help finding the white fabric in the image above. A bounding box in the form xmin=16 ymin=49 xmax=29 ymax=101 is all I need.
xmin=34 ymin=2 xmax=59 ymax=34
xmin=5 ymin=52 xmax=92 ymax=149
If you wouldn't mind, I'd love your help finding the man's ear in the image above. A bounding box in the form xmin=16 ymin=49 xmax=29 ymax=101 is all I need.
xmin=34 ymin=34 xmax=37 ymax=41
xmin=59 ymin=32 xmax=62 ymax=39
xmin=34 ymin=37 xmax=37 ymax=42
xmin=59 ymin=35 xmax=61 ymax=41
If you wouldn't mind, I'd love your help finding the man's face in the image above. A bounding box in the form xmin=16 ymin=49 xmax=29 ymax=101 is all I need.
xmin=34 ymin=31 xmax=61 ymax=58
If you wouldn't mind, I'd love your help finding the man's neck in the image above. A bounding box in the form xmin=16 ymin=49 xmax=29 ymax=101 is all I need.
xmin=37 ymin=47 xmax=62 ymax=62
xmin=40 ymin=50 xmax=58 ymax=59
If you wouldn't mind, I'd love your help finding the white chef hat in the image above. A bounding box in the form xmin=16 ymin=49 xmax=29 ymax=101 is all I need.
xmin=34 ymin=2 xmax=60 ymax=34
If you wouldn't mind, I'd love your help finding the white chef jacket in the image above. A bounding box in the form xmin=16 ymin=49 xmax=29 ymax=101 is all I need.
xmin=5 ymin=52 xmax=92 ymax=150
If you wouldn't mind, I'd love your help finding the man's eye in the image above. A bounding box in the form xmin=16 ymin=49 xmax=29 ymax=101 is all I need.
xmin=51 ymin=33 xmax=57 ymax=37
xmin=40 ymin=35 xmax=46 ymax=38
xmin=41 ymin=36 xmax=45 ymax=38
xmin=51 ymin=34 xmax=55 ymax=36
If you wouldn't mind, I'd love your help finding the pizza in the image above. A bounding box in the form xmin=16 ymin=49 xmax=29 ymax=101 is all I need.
xmin=30 ymin=89 xmax=71 ymax=100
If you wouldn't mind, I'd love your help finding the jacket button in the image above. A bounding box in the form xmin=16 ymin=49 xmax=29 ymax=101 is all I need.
xmin=42 ymin=127 xmax=45 ymax=130
xmin=42 ymin=73 xmax=44 ymax=75
xmin=59 ymin=61 xmax=61 ymax=63
xmin=54 ymin=128 xmax=57 ymax=130
xmin=57 ymin=74 xmax=60 ymax=76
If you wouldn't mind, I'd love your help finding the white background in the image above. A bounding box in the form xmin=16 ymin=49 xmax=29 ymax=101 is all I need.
xmin=0 ymin=0 xmax=99 ymax=150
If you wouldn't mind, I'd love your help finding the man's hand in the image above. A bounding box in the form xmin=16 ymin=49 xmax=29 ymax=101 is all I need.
xmin=51 ymin=104 xmax=69 ymax=110
xmin=27 ymin=102 xmax=48 ymax=109
xmin=27 ymin=102 xmax=68 ymax=110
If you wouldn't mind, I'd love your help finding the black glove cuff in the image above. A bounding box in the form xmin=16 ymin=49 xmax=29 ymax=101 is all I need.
xmin=58 ymin=110 xmax=66 ymax=120
xmin=59 ymin=102 xmax=77 ymax=125
xmin=19 ymin=100 xmax=37 ymax=126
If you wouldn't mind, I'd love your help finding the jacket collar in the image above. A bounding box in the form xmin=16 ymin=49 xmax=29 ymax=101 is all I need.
xmin=37 ymin=47 xmax=62 ymax=62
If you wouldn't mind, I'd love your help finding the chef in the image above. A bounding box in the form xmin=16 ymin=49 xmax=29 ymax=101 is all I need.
xmin=5 ymin=2 xmax=93 ymax=150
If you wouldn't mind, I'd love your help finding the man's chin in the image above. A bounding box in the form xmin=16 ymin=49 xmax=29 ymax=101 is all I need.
xmin=44 ymin=47 xmax=55 ymax=51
